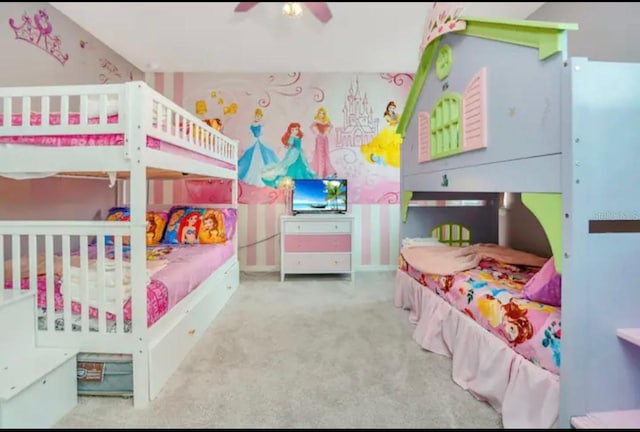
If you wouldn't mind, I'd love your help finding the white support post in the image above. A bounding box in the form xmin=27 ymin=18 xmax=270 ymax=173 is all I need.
xmin=232 ymin=139 xmax=239 ymax=260
xmin=125 ymin=81 xmax=151 ymax=408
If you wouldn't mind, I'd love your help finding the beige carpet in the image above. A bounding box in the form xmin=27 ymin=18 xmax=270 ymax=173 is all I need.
xmin=55 ymin=271 xmax=502 ymax=429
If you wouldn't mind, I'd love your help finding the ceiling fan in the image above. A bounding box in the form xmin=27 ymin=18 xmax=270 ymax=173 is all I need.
xmin=234 ymin=2 xmax=333 ymax=23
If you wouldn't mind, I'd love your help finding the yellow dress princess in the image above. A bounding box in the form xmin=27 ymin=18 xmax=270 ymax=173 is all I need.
xmin=360 ymin=101 xmax=402 ymax=168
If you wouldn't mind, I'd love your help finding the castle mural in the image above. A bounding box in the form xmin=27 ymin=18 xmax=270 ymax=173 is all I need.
xmin=175 ymin=72 xmax=412 ymax=205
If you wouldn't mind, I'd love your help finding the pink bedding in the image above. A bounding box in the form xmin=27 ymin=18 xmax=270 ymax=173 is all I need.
xmin=399 ymin=251 xmax=561 ymax=376
xmin=0 ymin=112 xmax=236 ymax=170
xmin=3 ymin=241 xmax=235 ymax=330
xmin=400 ymin=243 xmax=548 ymax=276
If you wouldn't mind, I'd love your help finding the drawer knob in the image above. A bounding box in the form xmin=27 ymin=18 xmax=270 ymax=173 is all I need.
xmin=188 ymin=329 xmax=196 ymax=335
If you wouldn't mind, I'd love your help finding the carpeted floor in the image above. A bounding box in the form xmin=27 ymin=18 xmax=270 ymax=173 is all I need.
xmin=55 ymin=271 xmax=502 ymax=429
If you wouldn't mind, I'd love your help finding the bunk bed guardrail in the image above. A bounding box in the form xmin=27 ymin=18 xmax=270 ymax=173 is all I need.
xmin=0 ymin=221 xmax=142 ymax=345
xmin=0 ymin=81 xmax=237 ymax=166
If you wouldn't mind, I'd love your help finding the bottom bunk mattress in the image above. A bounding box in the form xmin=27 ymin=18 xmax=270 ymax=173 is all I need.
xmin=398 ymin=246 xmax=561 ymax=376
xmin=3 ymin=241 xmax=235 ymax=333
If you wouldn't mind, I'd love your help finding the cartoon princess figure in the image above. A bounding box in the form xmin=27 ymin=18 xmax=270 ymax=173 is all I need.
xmin=204 ymin=118 xmax=223 ymax=133
xmin=237 ymin=108 xmax=280 ymax=187
xmin=261 ymin=122 xmax=317 ymax=189
xmin=198 ymin=210 xmax=226 ymax=244
xmin=146 ymin=214 xmax=157 ymax=244
xmin=166 ymin=209 xmax=185 ymax=234
xmin=501 ymin=300 xmax=534 ymax=346
xmin=360 ymin=101 xmax=402 ymax=168
xmin=310 ymin=107 xmax=336 ymax=178
xmin=178 ymin=211 xmax=201 ymax=244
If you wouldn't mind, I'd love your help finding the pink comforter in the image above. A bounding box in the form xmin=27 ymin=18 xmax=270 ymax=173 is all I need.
xmin=400 ymin=243 xmax=548 ymax=276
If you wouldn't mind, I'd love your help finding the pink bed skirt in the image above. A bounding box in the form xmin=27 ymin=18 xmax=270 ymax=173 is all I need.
xmin=394 ymin=269 xmax=559 ymax=428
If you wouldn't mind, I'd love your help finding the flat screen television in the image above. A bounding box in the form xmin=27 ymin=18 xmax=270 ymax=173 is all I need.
xmin=292 ymin=178 xmax=348 ymax=215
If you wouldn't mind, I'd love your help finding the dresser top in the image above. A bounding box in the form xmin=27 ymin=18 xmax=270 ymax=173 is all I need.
xmin=281 ymin=213 xmax=354 ymax=221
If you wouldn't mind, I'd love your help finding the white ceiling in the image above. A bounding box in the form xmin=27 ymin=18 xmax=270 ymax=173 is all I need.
xmin=49 ymin=2 xmax=546 ymax=73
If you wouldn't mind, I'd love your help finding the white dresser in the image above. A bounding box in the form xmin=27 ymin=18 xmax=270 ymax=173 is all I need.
xmin=280 ymin=214 xmax=355 ymax=281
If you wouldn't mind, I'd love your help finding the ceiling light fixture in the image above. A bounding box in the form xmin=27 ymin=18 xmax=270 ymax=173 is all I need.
xmin=282 ymin=2 xmax=303 ymax=18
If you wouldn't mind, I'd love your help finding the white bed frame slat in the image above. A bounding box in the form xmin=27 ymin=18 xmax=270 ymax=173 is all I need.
xmin=11 ymin=235 xmax=20 ymax=292
xmin=45 ymin=235 xmax=55 ymax=332
xmin=80 ymin=236 xmax=89 ymax=333
xmin=114 ymin=236 xmax=124 ymax=333
xmin=60 ymin=95 xmax=69 ymax=126
xmin=28 ymin=235 xmax=38 ymax=293
xmin=96 ymin=234 xmax=107 ymax=334
xmin=62 ymin=235 xmax=72 ymax=334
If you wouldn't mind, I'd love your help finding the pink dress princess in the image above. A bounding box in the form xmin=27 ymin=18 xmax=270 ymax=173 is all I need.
xmin=311 ymin=121 xmax=336 ymax=178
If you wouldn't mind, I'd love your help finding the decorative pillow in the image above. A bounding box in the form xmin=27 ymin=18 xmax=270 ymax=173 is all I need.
xmin=162 ymin=206 xmax=189 ymax=244
xmin=163 ymin=207 xmax=208 ymax=245
xmin=522 ymin=257 xmax=562 ymax=307
xmin=193 ymin=207 xmax=237 ymax=244
xmin=105 ymin=206 xmax=130 ymax=245
xmin=198 ymin=209 xmax=227 ymax=244
xmin=146 ymin=211 xmax=168 ymax=246
xmin=219 ymin=207 xmax=238 ymax=241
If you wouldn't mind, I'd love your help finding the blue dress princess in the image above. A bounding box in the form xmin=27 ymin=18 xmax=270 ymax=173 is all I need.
xmin=261 ymin=135 xmax=317 ymax=188
xmin=238 ymin=122 xmax=280 ymax=187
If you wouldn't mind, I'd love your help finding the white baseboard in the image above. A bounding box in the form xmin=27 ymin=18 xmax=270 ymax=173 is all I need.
xmin=240 ymin=265 xmax=397 ymax=273
xmin=240 ymin=265 xmax=279 ymax=273
xmin=355 ymin=265 xmax=396 ymax=272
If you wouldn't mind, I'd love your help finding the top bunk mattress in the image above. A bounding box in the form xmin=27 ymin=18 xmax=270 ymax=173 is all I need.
xmin=399 ymin=245 xmax=561 ymax=376
xmin=0 ymin=112 xmax=236 ymax=171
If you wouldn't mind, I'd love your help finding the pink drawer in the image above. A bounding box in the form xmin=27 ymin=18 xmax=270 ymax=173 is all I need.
xmin=284 ymin=253 xmax=351 ymax=273
xmin=284 ymin=234 xmax=351 ymax=253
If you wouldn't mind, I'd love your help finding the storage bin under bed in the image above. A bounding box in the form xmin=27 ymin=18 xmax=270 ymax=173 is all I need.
xmin=76 ymin=353 xmax=133 ymax=397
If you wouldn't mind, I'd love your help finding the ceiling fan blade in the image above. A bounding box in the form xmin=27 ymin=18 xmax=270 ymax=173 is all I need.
xmin=234 ymin=2 xmax=260 ymax=13
xmin=303 ymin=2 xmax=333 ymax=23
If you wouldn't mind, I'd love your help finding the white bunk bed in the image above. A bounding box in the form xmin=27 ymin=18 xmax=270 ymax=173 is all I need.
xmin=0 ymin=81 xmax=240 ymax=414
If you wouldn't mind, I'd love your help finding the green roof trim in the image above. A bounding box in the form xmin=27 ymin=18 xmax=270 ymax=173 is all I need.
xmin=459 ymin=16 xmax=578 ymax=61
xmin=397 ymin=38 xmax=441 ymax=137
xmin=398 ymin=17 xmax=578 ymax=138
xmin=521 ymin=192 xmax=563 ymax=273
xmin=401 ymin=191 xmax=414 ymax=223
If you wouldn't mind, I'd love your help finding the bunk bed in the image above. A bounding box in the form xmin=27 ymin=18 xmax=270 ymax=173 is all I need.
xmin=0 ymin=81 xmax=240 ymax=410
xmin=395 ymin=14 xmax=640 ymax=429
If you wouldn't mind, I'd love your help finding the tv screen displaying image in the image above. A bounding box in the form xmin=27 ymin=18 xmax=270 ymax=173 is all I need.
xmin=292 ymin=179 xmax=347 ymax=214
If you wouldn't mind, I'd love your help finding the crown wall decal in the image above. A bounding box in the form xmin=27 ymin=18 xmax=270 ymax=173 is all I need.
xmin=9 ymin=9 xmax=69 ymax=65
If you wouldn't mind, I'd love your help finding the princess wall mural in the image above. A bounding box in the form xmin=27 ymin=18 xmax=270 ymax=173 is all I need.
xmin=262 ymin=122 xmax=317 ymax=188
xmin=179 ymin=72 xmax=412 ymax=205
xmin=238 ymin=108 xmax=280 ymax=187
xmin=310 ymin=107 xmax=336 ymax=178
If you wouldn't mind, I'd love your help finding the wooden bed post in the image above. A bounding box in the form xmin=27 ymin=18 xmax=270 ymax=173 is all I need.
xmin=125 ymin=81 xmax=151 ymax=409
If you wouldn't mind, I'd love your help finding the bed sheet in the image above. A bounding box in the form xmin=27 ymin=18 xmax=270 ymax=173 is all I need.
xmin=0 ymin=112 xmax=236 ymax=170
xmin=399 ymin=253 xmax=561 ymax=375
xmin=3 ymin=240 xmax=235 ymax=332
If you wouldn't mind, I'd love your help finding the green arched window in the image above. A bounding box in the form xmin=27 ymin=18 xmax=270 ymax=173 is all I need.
xmin=431 ymin=222 xmax=471 ymax=247
xmin=430 ymin=92 xmax=462 ymax=159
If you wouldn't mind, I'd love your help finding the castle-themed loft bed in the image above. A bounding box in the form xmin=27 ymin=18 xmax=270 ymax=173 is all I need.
xmin=0 ymin=81 xmax=240 ymax=408
xmin=395 ymin=224 xmax=560 ymax=428
xmin=396 ymin=10 xmax=640 ymax=429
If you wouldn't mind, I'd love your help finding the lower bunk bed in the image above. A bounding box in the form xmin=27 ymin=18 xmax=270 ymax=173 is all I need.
xmin=394 ymin=240 xmax=561 ymax=428
xmin=4 ymin=240 xmax=236 ymax=333
xmin=0 ymin=204 xmax=240 ymax=408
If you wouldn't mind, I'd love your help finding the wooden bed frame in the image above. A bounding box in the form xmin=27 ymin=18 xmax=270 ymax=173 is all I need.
xmin=0 ymin=81 xmax=239 ymax=409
